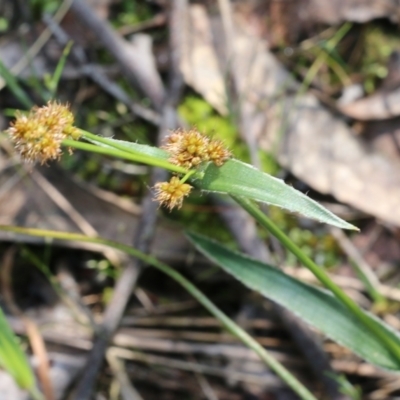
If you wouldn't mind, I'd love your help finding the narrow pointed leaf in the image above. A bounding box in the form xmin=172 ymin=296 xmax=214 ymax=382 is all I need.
xmin=85 ymin=136 xmax=356 ymax=230
xmin=0 ymin=308 xmax=35 ymax=389
xmin=187 ymin=232 xmax=400 ymax=370
xmin=195 ymin=159 xmax=357 ymax=230
xmin=0 ymin=60 xmax=33 ymax=109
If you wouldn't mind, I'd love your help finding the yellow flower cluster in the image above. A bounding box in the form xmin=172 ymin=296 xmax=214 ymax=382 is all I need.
xmin=163 ymin=128 xmax=231 ymax=168
xmin=155 ymin=128 xmax=231 ymax=211
xmin=6 ymin=108 xmax=230 ymax=212
xmin=154 ymin=177 xmax=192 ymax=211
xmin=6 ymin=101 xmax=80 ymax=164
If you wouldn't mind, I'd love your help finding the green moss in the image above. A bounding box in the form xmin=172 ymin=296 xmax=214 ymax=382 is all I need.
xmin=0 ymin=18 xmax=8 ymax=32
xmin=359 ymin=25 xmax=400 ymax=93
xmin=111 ymin=0 xmax=153 ymax=28
xmin=178 ymin=94 xmax=279 ymax=175
xmin=178 ymin=95 xmax=239 ymax=152
xmin=30 ymin=0 xmax=60 ymax=16
xmin=269 ymin=206 xmax=341 ymax=268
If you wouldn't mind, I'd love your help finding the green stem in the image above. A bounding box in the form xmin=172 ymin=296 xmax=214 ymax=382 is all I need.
xmin=298 ymin=22 xmax=352 ymax=96
xmin=180 ymin=170 xmax=196 ymax=184
xmin=79 ymin=129 xmax=142 ymax=154
xmin=62 ymin=138 xmax=188 ymax=175
xmin=28 ymin=387 xmax=45 ymax=400
xmin=0 ymin=225 xmax=316 ymax=400
xmin=349 ymin=259 xmax=386 ymax=305
xmin=232 ymin=195 xmax=400 ymax=364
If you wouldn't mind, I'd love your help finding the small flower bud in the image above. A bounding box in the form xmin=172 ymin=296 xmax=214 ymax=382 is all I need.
xmin=154 ymin=176 xmax=192 ymax=211
xmin=162 ymin=128 xmax=231 ymax=169
xmin=6 ymin=101 xmax=80 ymax=164
xmin=206 ymin=138 xmax=231 ymax=166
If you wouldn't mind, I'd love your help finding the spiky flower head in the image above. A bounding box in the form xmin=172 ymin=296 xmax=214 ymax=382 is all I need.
xmin=163 ymin=128 xmax=209 ymax=168
xmin=6 ymin=101 xmax=80 ymax=164
xmin=163 ymin=128 xmax=231 ymax=169
xmin=206 ymin=138 xmax=231 ymax=166
xmin=154 ymin=176 xmax=192 ymax=211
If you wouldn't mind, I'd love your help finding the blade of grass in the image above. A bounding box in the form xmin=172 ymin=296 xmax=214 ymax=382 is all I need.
xmin=0 ymin=307 xmax=42 ymax=397
xmin=232 ymin=195 xmax=400 ymax=364
xmin=187 ymin=231 xmax=400 ymax=370
xmin=0 ymin=60 xmax=33 ymax=109
xmin=298 ymin=22 xmax=352 ymax=96
xmin=47 ymin=41 xmax=73 ymax=97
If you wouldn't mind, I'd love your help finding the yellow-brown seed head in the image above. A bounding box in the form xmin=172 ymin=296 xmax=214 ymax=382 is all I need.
xmin=163 ymin=128 xmax=230 ymax=169
xmin=206 ymin=138 xmax=231 ymax=166
xmin=6 ymin=101 xmax=80 ymax=164
xmin=154 ymin=176 xmax=192 ymax=211
xmin=162 ymin=129 xmax=184 ymax=153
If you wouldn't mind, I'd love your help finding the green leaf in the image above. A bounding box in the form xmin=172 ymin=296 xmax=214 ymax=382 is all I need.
xmin=195 ymin=159 xmax=357 ymax=230
xmin=47 ymin=41 xmax=73 ymax=98
xmin=0 ymin=308 xmax=35 ymax=389
xmin=0 ymin=60 xmax=33 ymax=109
xmin=187 ymin=232 xmax=400 ymax=370
xmin=84 ymin=135 xmax=356 ymax=230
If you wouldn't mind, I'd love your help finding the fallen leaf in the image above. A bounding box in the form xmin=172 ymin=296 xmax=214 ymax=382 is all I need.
xmin=304 ymin=0 xmax=400 ymax=24
xmin=180 ymin=5 xmax=228 ymax=115
xmin=180 ymin=4 xmax=400 ymax=226
xmin=339 ymin=89 xmax=400 ymax=120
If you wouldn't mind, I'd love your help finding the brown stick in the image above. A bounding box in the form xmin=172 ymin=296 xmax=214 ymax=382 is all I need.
xmin=70 ymin=0 xmax=165 ymax=110
xmin=71 ymin=1 xmax=187 ymax=399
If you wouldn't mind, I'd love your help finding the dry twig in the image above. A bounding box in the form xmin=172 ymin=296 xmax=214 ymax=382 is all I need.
xmin=71 ymin=1 xmax=187 ymax=398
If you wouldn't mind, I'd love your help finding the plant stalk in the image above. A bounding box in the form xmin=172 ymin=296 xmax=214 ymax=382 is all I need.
xmin=62 ymin=138 xmax=188 ymax=175
xmin=28 ymin=387 xmax=45 ymax=400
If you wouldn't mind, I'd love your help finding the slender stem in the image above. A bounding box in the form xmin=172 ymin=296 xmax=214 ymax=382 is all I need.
xmin=330 ymin=228 xmax=386 ymax=305
xmin=180 ymin=170 xmax=196 ymax=184
xmin=62 ymin=139 xmax=188 ymax=175
xmin=232 ymin=195 xmax=400 ymax=364
xmin=28 ymin=387 xmax=45 ymax=400
xmin=0 ymin=225 xmax=317 ymax=400
xmin=79 ymin=129 xmax=144 ymax=154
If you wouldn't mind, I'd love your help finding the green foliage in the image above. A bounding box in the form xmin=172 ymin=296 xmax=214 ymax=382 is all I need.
xmin=179 ymin=95 xmax=247 ymax=159
xmin=188 ymin=232 xmax=400 ymax=370
xmin=0 ymin=17 xmax=9 ymax=32
xmin=286 ymin=227 xmax=339 ymax=267
xmin=196 ymin=159 xmax=357 ymax=230
xmin=112 ymin=0 xmax=153 ymax=28
xmin=0 ymin=309 xmax=38 ymax=394
xmin=82 ymin=133 xmax=357 ymax=229
xmin=0 ymin=60 xmax=33 ymax=109
xmin=179 ymin=96 xmax=236 ymax=141
xmin=268 ymin=206 xmax=341 ymax=268
xmin=30 ymin=0 xmax=60 ymax=16
xmin=360 ymin=25 xmax=400 ymax=93
xmin=45 ymin=42 xmax=73 ymax=98
xmin=326 ymin=373 xmax=362 ymax=400
xmin=2 ymin=93 xmax=399 ymax=396
xmin=179 ymin=95 xmax=279 ymax=174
